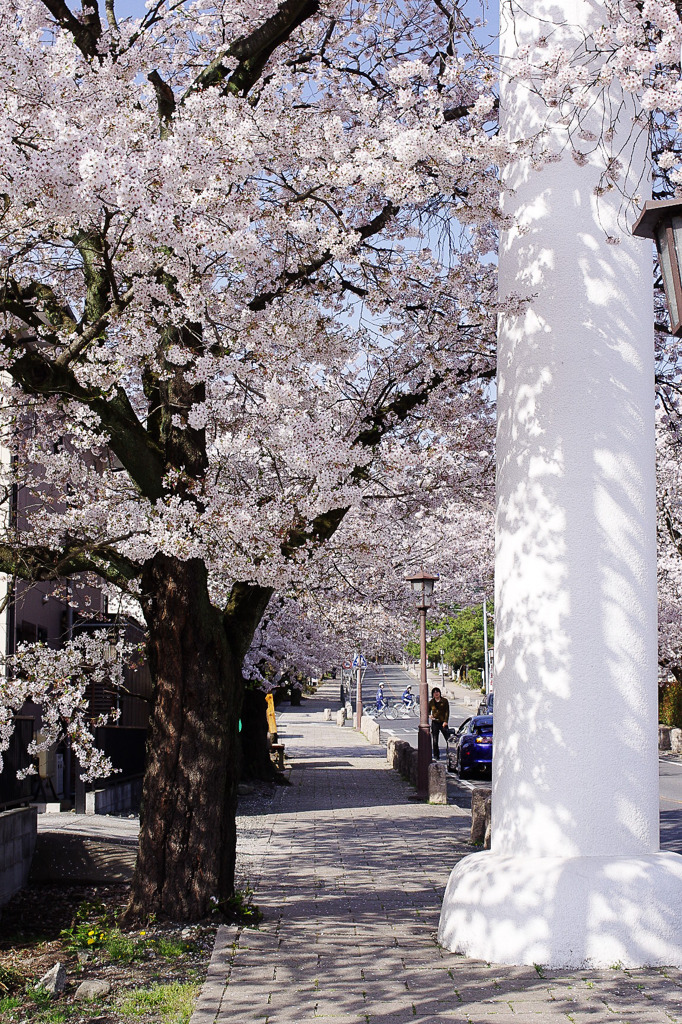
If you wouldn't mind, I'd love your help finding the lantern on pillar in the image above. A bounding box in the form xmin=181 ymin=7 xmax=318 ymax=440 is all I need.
xmin=632 ymin=198 xmax=682 ymax=336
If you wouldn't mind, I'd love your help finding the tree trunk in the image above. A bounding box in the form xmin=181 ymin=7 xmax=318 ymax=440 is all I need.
xmin=124 ymin=554 xmax=241 ymax=923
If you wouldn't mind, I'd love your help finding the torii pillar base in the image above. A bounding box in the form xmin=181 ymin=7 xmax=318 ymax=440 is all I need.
xmin=439 ymin=853 xmax=682 ymax=968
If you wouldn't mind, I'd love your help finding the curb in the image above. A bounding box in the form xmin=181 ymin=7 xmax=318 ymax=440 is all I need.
xmin=189 ymin=924 xmax=240 ymax=1024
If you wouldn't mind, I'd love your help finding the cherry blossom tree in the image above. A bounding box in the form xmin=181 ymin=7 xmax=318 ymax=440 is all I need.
xmin=0 ymin=0 xmax=501 ymax=921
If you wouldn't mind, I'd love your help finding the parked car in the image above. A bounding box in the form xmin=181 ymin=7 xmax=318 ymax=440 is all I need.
xmin=477 ymin=691 xmax=494 ymax=715
xmin=448 ymin=715 xmax=493 ymax=777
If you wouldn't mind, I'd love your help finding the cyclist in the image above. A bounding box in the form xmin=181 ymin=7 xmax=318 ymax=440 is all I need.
xmin=376 ymin=683 xmax=388 ymax=712
xmin=402 ymin=686 xmax=415 ymax=708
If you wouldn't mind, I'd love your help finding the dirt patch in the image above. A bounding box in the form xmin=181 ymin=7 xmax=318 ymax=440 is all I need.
xmin=0 ymin=881 xmax=216 ymax=1024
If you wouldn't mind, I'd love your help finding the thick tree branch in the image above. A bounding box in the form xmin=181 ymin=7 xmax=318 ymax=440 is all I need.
xmin=354 ymin=361 xmax=496 ymax=448
xmin=443 ymin=97 xmax=499 ymax=122
xmin=8 ymin=348 xmax=166 ymax=502
xmin=0 ymin=540 xmax=140 ymax=590
xmin=41 ymin=0 xmax=102 ymax=58
xmin=280 ymin=506 xmax=349 ymax=560
xmin=225 ymin=505 xmax=351 ymax=662
xmin=54 ymin=287 xmax=134 ymax=368
xmin=148 ymin=69 xmax=176 ymax=126
xmin=224 ymin=582 xmax=274 ymax=662
xmin=0 ymin=279 xmax=76 ymax=333
xmin=186 ymin=0 xmax=320 ymax=100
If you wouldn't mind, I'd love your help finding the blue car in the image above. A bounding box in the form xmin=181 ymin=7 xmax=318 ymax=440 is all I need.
xmin=448 ymin=715 xmax=493 ymax=777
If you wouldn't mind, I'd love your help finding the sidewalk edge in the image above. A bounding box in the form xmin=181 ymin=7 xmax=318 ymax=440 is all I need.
xmin=189 ymin=923 xmax=240 ymax=1024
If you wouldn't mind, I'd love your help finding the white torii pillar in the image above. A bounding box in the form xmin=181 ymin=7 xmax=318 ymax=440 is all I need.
xmin=438 ymin=0 xmax=682 ymax=967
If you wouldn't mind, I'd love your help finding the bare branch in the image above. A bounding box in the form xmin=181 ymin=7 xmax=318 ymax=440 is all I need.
xmin=248 ymin=202 xmax=399 ymax=310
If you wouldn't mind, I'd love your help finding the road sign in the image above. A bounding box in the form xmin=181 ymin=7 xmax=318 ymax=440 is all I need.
xmin=352 ymin=654 xmax=367 ymax=668
xmin=342 ymin=660 xmax=352 ymax=669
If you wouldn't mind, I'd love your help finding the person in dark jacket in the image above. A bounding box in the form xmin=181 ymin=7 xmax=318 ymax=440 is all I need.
xmin=428 ymin=687 xmax=450 ymax=760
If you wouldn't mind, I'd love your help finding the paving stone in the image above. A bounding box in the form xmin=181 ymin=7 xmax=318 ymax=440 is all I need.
xmin=191 ymin=694 xmax=682 ymax=1024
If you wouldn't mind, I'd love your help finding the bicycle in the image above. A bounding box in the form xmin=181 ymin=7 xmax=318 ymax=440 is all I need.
xmin=391 ymin=699 xmax=418 ymax=719
xmin=363 ymin=701 xmax=396 ymax=720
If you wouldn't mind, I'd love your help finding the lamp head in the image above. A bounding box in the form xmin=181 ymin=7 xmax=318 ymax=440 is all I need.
xmin=633 ymin=198 xmax=682 ymax=336
xmin=406 ymin=570 xmax=439 ymax=608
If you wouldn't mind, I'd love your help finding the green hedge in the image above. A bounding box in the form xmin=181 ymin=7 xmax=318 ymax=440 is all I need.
xmin=659 ymin=679 xmax=682 ymax=729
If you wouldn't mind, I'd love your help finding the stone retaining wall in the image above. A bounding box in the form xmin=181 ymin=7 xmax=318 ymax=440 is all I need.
xmin=85 ymin=775 xmax=143 ymax=816
xmin=0 ymin=806 xmax=37 ymax=907
xmin=385 ymin=737 xmax=446 ymax=803
xmin=350 ymin=713 xmax=381 ymax=744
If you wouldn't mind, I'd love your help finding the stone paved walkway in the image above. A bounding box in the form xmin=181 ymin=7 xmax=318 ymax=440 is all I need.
xmin=192 ymin=692 xmax=682 ymax=1024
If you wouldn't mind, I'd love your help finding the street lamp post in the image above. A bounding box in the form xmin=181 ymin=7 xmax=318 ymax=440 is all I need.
xmin=482 ymin=597 xmax=489 ymax=695
xmin=407 ymin=571 xmax=438 ymax=798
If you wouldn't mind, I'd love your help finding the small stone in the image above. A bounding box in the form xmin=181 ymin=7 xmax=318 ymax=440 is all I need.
xmin=77 ymin=951 xmax=92 ymax=965
xmin=74 ymin=979 xmax=111 ymax=1001
xmin=36 ymin=962 xmax=66 ymax=996
xmin=181 ymin=927 xmax=193 ymax=939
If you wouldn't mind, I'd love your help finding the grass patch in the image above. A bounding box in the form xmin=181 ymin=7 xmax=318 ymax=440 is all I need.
xmin=156 ymin=936 xmax=192 ymax=959
xmin=0 ymin=995 xmax=22 ymax=1017
xmin=61 ymin=897 xmax=195 ymax=965
xmin=60 ymin=899 xmax=109 ymax=952
xmin=120 ymin=982 xmax=199 ymax=1024
xmin=26 ymin=989 xmax=72 ymax=1024
xmin=61 ymin=897 xmax=152 ymax=963
xmin=30 ymin=1008 xmax=70 ymax=1024
xmin=105 ymin=930 xmax=148 ymax=964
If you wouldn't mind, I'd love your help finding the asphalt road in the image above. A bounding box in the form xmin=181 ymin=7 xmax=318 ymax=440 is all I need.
xmin=660 ymin=757 xmax=682 ymax=852
xmin=357 ymin=663 xmax=682 ymax=854
xmin=358 ymin=662 xmax=478 ymax=736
